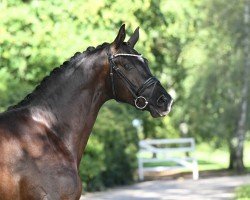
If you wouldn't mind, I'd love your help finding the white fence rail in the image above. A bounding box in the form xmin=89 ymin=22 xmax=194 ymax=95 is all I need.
xmin=137 ymin=138 xmax=199 ymax=181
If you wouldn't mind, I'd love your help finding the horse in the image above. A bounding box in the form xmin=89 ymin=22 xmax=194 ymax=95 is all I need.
xmin=0 ymin=24 xmax=173 ymax=200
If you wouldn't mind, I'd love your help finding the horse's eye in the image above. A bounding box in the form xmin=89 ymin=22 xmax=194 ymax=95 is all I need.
xmin=124 ymin=64 xmax=133 ymax=71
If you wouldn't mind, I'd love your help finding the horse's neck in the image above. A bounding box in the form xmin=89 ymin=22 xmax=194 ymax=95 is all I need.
xmin=29 ymin=53 xmax=109 ymax=167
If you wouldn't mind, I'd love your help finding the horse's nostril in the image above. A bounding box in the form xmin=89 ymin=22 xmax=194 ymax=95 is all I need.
xmin=163 ymin=96 xmax=168 ymax=102
xmin=157 ymin=95 xmax=168 ymax=106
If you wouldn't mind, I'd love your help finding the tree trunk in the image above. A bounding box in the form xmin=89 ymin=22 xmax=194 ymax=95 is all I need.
xmin=229 ymin=137 xmax=245 ymax=171
xmin=229 ymin=0 xmax=250 ymax=172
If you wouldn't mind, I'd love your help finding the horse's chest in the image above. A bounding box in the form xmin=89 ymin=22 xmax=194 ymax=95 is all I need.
xmin=21 ymin=169 xmax=81 ymax=200
xmin=19 ymin=164 xmax=82 ymax=200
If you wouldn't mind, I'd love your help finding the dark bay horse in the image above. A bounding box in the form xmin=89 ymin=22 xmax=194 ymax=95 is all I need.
xmin=0 ymin=25 xmax=173 ymax=200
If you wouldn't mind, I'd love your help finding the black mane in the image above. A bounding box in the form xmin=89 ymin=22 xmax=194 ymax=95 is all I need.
xmin=8 ymin=42 xmax=109 ymax=111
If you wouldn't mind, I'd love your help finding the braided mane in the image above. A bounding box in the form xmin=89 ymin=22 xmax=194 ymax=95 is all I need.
xmin=8 ymin=42 xmax=109 ymax=111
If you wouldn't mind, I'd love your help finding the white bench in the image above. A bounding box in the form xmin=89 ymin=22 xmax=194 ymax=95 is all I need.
xmin=137 ymin=138 xmax=199 ymax=181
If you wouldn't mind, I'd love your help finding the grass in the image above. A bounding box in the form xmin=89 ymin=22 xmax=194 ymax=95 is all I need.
xmin=196 ymin=141 xmax=250 ymax=171
xmin=195 ymin=143 xmax=228 ymax=171
xmin=235 ymin=184 xmax=250 ymax=199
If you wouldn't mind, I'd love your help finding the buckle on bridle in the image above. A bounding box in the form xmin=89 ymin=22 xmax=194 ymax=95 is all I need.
xmin=135 ymin=96 xmax=148 ymax=110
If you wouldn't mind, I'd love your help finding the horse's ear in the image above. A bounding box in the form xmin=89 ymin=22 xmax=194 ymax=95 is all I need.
xmin=112 ymin=24 xmax=126 ymax=50
xmin=127 ymin=27 xmax=139 ymax=48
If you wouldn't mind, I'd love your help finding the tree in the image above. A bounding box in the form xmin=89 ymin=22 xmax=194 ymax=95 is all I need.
xmin=186 ymin=0 xmax=250 ymax=171
xmin=229 ymin=0 xmax=250 ymax=171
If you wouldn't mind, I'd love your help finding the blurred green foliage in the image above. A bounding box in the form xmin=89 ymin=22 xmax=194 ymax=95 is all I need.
xmin=0 ymin=0 xmax=249 ymax=191
xmin=80 ymin=103 xmax=139 ymax=191
xmin=184 ymin=0 xmax=250 ymax=169
xmin=236 ymin=184 xmax=250 ymax=199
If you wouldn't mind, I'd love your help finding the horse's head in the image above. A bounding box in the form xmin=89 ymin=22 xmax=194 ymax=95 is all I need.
xmin=106 ymin=24 xmax=173 ymax=118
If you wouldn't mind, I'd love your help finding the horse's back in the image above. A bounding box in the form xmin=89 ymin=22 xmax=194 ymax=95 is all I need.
xmin=0 ymin=109 xmax=82 ymax=200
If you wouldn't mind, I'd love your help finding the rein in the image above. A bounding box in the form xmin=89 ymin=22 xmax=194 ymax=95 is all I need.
xmin=108 ymin=53 xmax=159 ymax=110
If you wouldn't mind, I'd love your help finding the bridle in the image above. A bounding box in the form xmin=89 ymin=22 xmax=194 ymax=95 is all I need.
xmin=108 ymin=53 xmax=160 ymax=110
